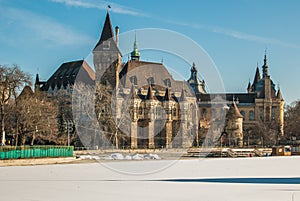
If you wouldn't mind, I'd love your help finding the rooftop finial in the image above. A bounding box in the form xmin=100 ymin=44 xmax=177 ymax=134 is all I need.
xmin=130 ymin=31 xmax=140 ymax=61
xmin=264 ymin=48 xmax=267 ymax=66
xmin=262 ymin=49 xmax=269 ymax=77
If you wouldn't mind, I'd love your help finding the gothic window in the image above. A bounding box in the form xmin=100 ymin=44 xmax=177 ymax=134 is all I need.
xmin=202 ymin=108 xmax=207 ymax=118
xmin=249 ymin=110 xmax=255 ymax=121
xmin=266 ymin=107 xmax=270 ymax=122
xmin=156 ymin=106 xmax=162 ymax=119
xmin=130 ymin=76 xmax=137 ymax=85
xmin=240 ymin=110 xmax=245 ymax=120
xmin=164 ymin=78 xmax=171 ymax=87
xmin=259 ymin=107 xmax=264 ymax=121
xmin=147 ymin=77 xmax=154 ymax=85
xmin=138 ymin=107 xmax=143 ymax=115
xmin=272 ymin=107 xmax=276 ymax=120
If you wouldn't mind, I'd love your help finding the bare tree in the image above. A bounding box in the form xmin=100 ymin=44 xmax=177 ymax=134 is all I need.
xmin=0 ymin=64 xmax=31 ymax=145
xmin=5 ymin=86 xmax=59 ymax=145
xmin=285 ymin=100 xmax=300 ymax=139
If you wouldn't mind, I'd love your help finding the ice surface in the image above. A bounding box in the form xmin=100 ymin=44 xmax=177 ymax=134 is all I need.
xmin=0 ymin=156 xmax=299 ymax=201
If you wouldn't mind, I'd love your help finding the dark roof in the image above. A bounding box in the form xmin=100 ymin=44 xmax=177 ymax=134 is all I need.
xmin=93 ymin=12 xmax=121 ymax=54
xmin=119 ymin=60 xmax=194 ymax=96
xmin=146 ymin=85 xmax=153 ymax=100
xmin=197 ymin=93 xmax=256 ymax=104
xmin=252 ymin=67 xmax=261 ymax=90
xmin=41 ymin=60 xmax=95 ymax=91
xmin=164 ymin=88 xmax=171 ymax=101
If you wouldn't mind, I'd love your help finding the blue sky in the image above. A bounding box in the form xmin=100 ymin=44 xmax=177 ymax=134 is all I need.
xmin=0 ymin=0 xmax=299 ymax=104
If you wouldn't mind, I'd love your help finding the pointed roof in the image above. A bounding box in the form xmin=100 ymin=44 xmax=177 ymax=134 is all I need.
xmin=252 ymin=65 xmax=261 ymax=86
xmin=35 ymin=74 xmax=40 ymax=85
xmin=247 ymin=81 xmax=251 ymax=91
xmin=180 ymin=88 xmax=187 ymax=101
xmin=232 ymin=101 xmax=243 ymax=118
xmin=262 ymin=50 xmax=269 ymax=77
xmin=277 ymin=88 xmax=283 ymax=100
xmin=131 ymin=32 xmax=140 ymax=60
xmin=130 ymin=84 xmax=138 ymax=99
xmin=164 ymin=88 xmax=171 ymax=101
xmin=93 ymin=12 xmax=121 ymax=54
xmin=146 ymin=85 xmax=153 ymax=100
xmin=95 ymin=12 xmax=113 ymax=47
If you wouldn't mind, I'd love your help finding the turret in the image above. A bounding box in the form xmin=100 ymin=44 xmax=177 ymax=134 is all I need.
xmin=130 ymin=32 xmax=140 ymax=61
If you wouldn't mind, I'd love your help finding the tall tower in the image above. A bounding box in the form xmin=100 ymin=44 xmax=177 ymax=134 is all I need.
xmin=187 ymin=63 xmax=206 ymax=94
xmin=93 ymin=12 xmax=121 ymax=89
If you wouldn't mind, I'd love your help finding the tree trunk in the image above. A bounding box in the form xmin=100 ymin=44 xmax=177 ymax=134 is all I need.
xmin=0 ymin=104 xmax=4 ymax=145
xmin=31 ymin=133 xmax=35 ymax=146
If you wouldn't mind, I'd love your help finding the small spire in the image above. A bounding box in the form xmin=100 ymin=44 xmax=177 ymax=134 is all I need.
xmin=146 ymin=85 xmax=153 ymax=100
xmin=276 ymin=86 xmax=283 ymax=100
xmin=191 ymin=62 xmax=197 ymax=73
xmin=252 ymin=64 xmax=261 ymax=88
xmin=264 ymin=49 xmax=268 ymax=66
xmin=247 ymin=81 xmax=251 ymax=92
xmin=262 ymin=49 xmax=269 ymax=77
xmin=180 ymin=88 xmax=187 ymax=101
xmin=164 ymin=88 xmax=171 ymax=101
xmin=130 ymin=31 xmax=140 ymax=61
xmin=232 ymin=101 xmax=243 ymax=118
xmin=130 ymin=84 xmax=138 ymax=99
xmin=35 ymin=74 xmax=40 ymax=85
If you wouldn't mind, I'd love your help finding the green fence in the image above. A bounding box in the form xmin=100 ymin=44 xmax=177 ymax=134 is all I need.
xmin=0 ymin=146 xmax=74 ymax=160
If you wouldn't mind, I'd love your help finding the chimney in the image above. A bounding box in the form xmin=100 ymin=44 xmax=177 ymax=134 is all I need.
xmin=115 ymin=26 xmax=119 ymax=46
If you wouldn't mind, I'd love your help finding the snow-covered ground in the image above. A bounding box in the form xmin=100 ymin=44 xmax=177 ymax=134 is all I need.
xmin=0 ymin=156 xmax=299 ymax=201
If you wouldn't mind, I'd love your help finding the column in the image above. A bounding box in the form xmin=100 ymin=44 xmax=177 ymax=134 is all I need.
xmin=130 ymin=121 xmax=137 ymax=149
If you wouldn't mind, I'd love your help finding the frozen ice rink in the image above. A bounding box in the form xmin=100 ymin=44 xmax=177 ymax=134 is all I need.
xmin=0 ymin=156 xmax=299 ymax=201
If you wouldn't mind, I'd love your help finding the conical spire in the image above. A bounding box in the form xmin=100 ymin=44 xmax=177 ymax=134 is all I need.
xmin=251 ymin=64 xmax=261 ymax=91
xmin=232 ymin=101 xmax=243 ymax=118
xmin=95 ymin=12 xmax=113 ymax=48
xmin=164 ymin=88 xmax=171 ymax=101
xmin=180 ymin=88 xmax=187 ymax=101
xmin=131 ymin=32 xmax=140 ymax=61
xmin=146 ymin=85 xmax=153 ymax=100
xmin=35 ymin=74 xmax=40 ymax=86
xmin=130 ymin=84 xmax=138 ymax=99
xmin=247 ymin=81 xmax=251 ymax=92
xmin=277 ymin=88 xmax=283 ymax=100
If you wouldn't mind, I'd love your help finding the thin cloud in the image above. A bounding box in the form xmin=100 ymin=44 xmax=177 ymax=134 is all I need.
xmin=159 ymin=18 xmax=299 ymax=49
xmin=0 ymin=6 xmax=93 ymax=46
xmin=50 ymin=0 xmax=145 ymax=16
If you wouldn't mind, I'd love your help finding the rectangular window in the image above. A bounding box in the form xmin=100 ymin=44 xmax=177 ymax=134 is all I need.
xmin=272 ymin=107 xmax=276 ymax=120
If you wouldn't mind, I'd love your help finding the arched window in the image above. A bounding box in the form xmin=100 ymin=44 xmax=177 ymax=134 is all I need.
xmin=164 ymin=78 xmax=171 ymax=87
xmin=249 ymin=110 xmax=255 ymax=121
xmin=130 ymin=76 xmax=137 ymax=85
xmin=202 ymin=108 xmax=207 ymax=118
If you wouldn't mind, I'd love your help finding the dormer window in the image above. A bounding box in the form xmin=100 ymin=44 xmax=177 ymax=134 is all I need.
xmin=164 ymin=78 xmax=171 ymax=87
xmin=130 ymin=76 xmax=137 ymax=85
xmin=147 ymin=77 xmax=154 ymax=85
xmin=102 ymin=41 xmax=110 ymax=50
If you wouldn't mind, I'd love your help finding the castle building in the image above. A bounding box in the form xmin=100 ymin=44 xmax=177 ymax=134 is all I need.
xmin=36 ymin=12 xmax=284 ymax=148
